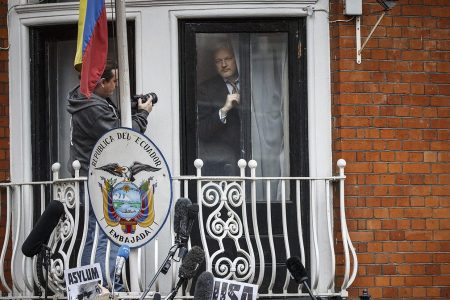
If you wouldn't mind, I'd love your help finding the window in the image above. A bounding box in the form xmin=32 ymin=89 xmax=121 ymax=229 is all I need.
xmin=180 ymin=19 xmax=309 ymax=196
xmin=29 ymin=23 xmax=136 ymax=180
xmin=179 ymin=19 xmax=310 ymax=290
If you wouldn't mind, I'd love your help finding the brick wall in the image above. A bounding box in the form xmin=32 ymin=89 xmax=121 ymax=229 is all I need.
xmin=330 ymin=0 xmax=449 ymax=299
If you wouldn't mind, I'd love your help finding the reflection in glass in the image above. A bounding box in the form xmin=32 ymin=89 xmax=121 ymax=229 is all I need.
xmin=196 ymin=34 xmax=242 ymax=176
xmin=196 ymin=33 xmax=290 ymax=200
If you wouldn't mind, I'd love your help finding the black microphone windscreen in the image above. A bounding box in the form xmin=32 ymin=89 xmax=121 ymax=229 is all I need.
xmin=179 ymin=246 xmax=205 ymax=279
xmin=153 ymin=292 xmax=161 ymax=300
xmin=286 ymin=256 xmax=308 ymax=284
xmin=22 ymin=200 xmax=65 ymax=257
xmin=194 ymin=271 xmax=214 ymax=300
xmin=188 ymin=204 xmax=199 ymax=219
xmin=174 ymin=198 xmax=192 ymax=234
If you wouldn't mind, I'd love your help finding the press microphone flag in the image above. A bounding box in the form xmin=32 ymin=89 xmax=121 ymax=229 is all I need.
xmin=115 ymin=244 xmax=130 ymax=278
xmin=22 ymin=200 xmax=65 ymax=257
xmin=286 ymin=256 xmax=318 ymax=300
xmin=194 ymin=271 xmax=214 ymax=300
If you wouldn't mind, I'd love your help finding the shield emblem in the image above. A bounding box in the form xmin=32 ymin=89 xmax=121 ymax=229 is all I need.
xmin=113 ymin=182 xmax=141 ymax=220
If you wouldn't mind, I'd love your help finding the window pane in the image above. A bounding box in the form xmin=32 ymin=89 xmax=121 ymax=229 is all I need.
xmin=56 ymin=39 xmax=79 ymax=178
xmin=30 ymin=23 xmax=135 ymax=180
xmin=196 ymin=33 xmax=240 ymax=176
xmin=195 ymin=32 xmax=289 ymax=190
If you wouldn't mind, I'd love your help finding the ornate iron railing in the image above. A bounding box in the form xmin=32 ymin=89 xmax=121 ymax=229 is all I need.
xmin=0 ymin=159 xmax=357 ymax=299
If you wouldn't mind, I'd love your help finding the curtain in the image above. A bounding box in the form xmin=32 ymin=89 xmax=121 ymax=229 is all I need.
xmin=250 ymin=33 xmax=289 ymax=200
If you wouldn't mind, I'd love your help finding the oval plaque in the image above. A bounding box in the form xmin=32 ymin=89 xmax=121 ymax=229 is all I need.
xmin=88 ymin=128 xmax=172 ymax=248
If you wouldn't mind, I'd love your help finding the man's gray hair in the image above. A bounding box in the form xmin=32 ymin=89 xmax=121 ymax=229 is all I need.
xmin=212 ymin=42 xmax=235 ymax=57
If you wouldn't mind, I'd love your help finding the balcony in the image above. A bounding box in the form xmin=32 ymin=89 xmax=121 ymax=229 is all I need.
xmin=0 ymin=159 xmax=356 ymax=299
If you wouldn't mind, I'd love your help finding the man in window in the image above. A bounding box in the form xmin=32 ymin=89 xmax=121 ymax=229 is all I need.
xmin=197 ymin=44 xmax=242 ymax=176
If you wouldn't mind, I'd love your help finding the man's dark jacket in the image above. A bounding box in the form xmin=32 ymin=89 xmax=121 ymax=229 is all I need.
xmin=197 ymin=75 xmax=241 ymax=175
xmin=67 ymin=85 xmax=149 ymax=176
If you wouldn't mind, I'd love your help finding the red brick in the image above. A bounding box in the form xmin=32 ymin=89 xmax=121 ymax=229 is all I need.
xmin=405 ymin=230 xmax=431 ymax=240
xmin=427 ymin=287 xmax=441 ymax=297
xmin=434 ymin=230 xmax=450 ymax=241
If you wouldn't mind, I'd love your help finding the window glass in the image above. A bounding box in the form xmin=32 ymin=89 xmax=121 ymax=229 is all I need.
xmin=30 ymin=23 xmax=135 ymax=180
xmin=195 ymin=33 xmax=290 ymax=200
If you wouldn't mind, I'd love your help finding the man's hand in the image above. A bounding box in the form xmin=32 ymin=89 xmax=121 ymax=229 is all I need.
xmin=138 ymin=97 xmax=153 ymax=113
xmin=221 ymin=93 xmax=240 ymax=113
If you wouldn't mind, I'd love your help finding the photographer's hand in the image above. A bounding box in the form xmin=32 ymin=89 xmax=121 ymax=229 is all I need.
xmin=138 ymin=97 xmax=153 ymax=113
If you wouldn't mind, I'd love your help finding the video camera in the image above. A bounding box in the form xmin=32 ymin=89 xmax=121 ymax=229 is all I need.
xmin=131 ymin=92 xmax=158 ymax=111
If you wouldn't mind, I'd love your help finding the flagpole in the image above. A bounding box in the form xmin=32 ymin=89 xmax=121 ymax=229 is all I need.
xmin=115 ymin=0 xmax=139 ymax=292
xmin=115 ymin=0 xmax=132 ymax=128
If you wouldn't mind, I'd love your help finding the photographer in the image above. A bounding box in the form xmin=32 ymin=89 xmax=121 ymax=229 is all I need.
xmin=67 ymin=59 xmax=154 ymax=290
xmin=68 ymin=59 xmax=154 ymax=176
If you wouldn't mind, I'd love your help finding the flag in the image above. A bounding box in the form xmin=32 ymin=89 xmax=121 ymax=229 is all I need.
xmin=74 ymin=0 xmax=108 ymax=98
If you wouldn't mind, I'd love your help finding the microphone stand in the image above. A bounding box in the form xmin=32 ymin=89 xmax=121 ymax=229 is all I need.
xmin=139 ymin=243 xmax=182 ymax=300
xmin=301 ymin=281 xmax=318 ymax=300
xmin=110 ymin=275 xmax=117 ymax=300
xmin=39 ymin=245 xmax=51 ymax=300
xmin=164 ymin=288 xmax=178 ymax=300
xmin=140 ymin=208 xmax=195 ymax=300
xmin=164 ymin=278 xmax=185 ymax=300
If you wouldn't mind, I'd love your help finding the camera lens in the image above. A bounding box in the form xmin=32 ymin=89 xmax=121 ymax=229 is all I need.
xmin=149 ymin=92 xmax=158 ymax=104
xmin=131 ymin=92 xmax=158 ymax=107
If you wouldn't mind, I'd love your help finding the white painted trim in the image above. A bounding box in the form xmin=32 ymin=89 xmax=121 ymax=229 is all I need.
xmin=134 ymin=13 xmax=143 ymax=94
xmin=169 ymin=12 xmax=181 ymax=180
xmin=306 ymin=1 xmax=333 ymax=293
xmin=9 ymin=15 xmax=34 ymax=293
xmin=170 ymin=7 xmax=310 ymax=19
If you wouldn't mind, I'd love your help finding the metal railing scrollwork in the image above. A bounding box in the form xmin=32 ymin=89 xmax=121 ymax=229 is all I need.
xmin=0 ymin=159 xmax=357 ymax=299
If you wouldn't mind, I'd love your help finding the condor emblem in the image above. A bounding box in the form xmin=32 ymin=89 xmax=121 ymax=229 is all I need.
xmin=88 ymin=128 xmax=172 ymax=248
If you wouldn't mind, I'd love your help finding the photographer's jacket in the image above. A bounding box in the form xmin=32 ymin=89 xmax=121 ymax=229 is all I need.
xmin=67 ymin=85 xmax=149 ymax=176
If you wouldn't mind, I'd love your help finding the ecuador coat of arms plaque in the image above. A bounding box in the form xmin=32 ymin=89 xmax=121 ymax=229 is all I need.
xmin=87 ymin=128 xmax=172 ymax=248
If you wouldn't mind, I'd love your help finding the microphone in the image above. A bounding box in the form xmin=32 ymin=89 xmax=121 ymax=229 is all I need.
xmin=115 ymin=245 xmax=130 ymax=278
xmin=179 ymin=204 xmax=199 ymax=246
xmin=22 ymin=200 xmax=65 ymax=257
xmin=173 ymin=198 xmax=193 ymax=258
xmin=174 ymin=198 xmax=192 ymax=236
xmin=194 ymin=271 xmax=214 ymax=300
xmin=153 ymin=292 xmax=161 ymax=300
xmin=179 ymin=246 xmax=204 ymax=280
xmin=167 ymin=246 xmax=205 ymax=300
xmin=286 ymin=256 xmax=318 ymax=300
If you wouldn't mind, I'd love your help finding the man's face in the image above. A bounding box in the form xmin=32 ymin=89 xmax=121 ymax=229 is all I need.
xmin=214 ymin=48 xmax=237 ymax=81
xmin=95 ymin=68 xmax=118 ymax=98
xmin=102 ymin=69 xmax=118 ymax=97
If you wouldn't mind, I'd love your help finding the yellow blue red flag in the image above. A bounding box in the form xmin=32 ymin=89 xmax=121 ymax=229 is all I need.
xmin=74 ymin=0 xmax=108 ymax=98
